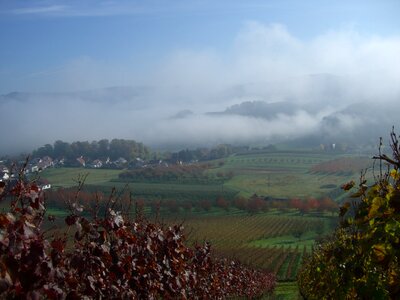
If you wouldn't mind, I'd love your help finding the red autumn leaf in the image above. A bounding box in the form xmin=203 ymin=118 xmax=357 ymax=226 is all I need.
xmin=65 ymin=215 xmax=78 ymax=226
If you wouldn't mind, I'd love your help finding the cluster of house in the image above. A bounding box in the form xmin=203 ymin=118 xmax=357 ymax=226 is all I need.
xmin=0 ymin=155 xmax=202 ymax=195
xmin=26 ymin=156 xmax=172 ymax=172
xmin=0 ymin=163 xmax=10 ymax=182
xmin=0 ymin=160 xmax=52 ymax=191
xmin=74 ymin=156 xmax=128 ymax=169
xmin=75 ymin=156 xmax=172 ymax=169
xmin=29 ymin=156 xmax=56 ymax=173
xmin=25 ymin=156 xmax=126 ymax=171
xmin=1 ymin=155 xmax=187 ymax=187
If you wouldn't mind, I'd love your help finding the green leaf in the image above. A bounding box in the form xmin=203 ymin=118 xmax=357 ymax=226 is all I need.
xmin=384 ymin=220 xmax=400 ymax=237
xmin=368 ymin=197 xmax=385 ymax=219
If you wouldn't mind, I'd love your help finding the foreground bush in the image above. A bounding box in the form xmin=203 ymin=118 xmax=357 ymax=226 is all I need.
xmin=0 ymin=176 xmax=275 ymax=299
xmin=298 ymin=131 xmax=400 ymax=299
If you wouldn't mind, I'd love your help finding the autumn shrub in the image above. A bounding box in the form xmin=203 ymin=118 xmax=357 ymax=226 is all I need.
xmin=298 ymin=131 xmax=400 ymax=299
xmin=198 ymin=199 xmax=212 ymax=212
xmin=215 ymin=196 xmax=230 ymax=211
xmin=247 ymin=195 xmax=267 ymax=214
xmin=233 ymin=197 xmax=248 ymax=210
xmin=0 ymin=173 xmax=275 ymax=299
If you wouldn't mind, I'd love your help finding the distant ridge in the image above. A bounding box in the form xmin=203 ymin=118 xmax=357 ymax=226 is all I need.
xmin=207 ymin=100 xmax=302 ymax=119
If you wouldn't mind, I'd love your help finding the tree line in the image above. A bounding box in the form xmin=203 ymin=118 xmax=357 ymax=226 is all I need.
xmin=119 ymin=164 xmax=234 ymax=183
xmin=32 ymin=139 xmax=151 ymax=161
xmin=167 ymin=144 xmax=237 ymax=162
xmin=31 ymin=140 xmax=244 ymax=163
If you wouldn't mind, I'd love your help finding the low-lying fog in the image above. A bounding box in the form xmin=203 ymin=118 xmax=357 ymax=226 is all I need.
xmin=1 ymin=23 xmax=400 ymax=154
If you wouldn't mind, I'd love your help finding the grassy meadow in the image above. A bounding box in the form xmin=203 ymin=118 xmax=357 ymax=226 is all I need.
xmin=40 ymin=167 xmax=123 ymax=188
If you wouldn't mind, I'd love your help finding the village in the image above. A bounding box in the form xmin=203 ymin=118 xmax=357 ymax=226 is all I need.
xmin=0 ymin=154 xmax=191 ymax=191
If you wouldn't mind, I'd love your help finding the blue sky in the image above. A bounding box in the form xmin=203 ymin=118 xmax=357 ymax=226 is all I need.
xmin=1 ymin=1 xmax=400 ymax=153
xmin=1 ymin=0 xmax=400 ymax=93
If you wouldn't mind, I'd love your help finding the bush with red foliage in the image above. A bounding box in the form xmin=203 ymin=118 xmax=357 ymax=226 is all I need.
xmin=180 ymin=200 xmax=193 ymax=212
xmin=233 ymin=197 xmax=248 ymax=210
xmin=198 ymin=199 xmax=212 ymax=212
xmin=0 ymin=177 xmax=276 ymax=299
xmin=164 ymin=199 xmax=180 ymax=213
xmin=215 ymin=196 xmax=230 ymax=211
xmin=247 ymin=194 xmax=267 ymax=214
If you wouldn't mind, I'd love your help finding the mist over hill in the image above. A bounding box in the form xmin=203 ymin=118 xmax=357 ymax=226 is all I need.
xmin=208 ymin=101 xmax=302 ymax=119
xmin=2 ymin=20 xmax=400 ymax=155
xmin=1 ymin=73 xmax=399 ymax=155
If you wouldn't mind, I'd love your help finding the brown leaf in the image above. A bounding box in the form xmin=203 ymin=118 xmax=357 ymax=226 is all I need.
xmin=341 ymin=180 xmax=355 ymax=191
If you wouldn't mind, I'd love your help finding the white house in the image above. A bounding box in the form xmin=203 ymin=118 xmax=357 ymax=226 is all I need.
xmin=0 ymin=171 xmax=9 ymax=181
xmin=91 ymin=159 xmax=103 ymax=168
xmin=40 ymin=184 xmax=52 ymax=190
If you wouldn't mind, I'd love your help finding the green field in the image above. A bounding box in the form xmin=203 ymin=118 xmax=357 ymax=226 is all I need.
xmin=273 ymin=282 xmax=301 ymax=299
xmin=211 ymin=151 xmax=365 ymax=199
xmin=40 ymin=167 xmax=238 ymax=200
xmin=248 ymin=231 xmax=320 ymax=251
xmin=40 ymin=151 xmax=369 ymax=202
xmin=226 ymin=172 xmax=345 ymax=199
xmin=40 ymin=167 xmax=123 ymax=187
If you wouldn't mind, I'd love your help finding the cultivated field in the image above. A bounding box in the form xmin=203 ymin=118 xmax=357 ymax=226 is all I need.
xmin=41 ymin=167 xmax=237 ymax=201
xmin=41 ymin=151 xmax=371 ymax=202
xmin=40 ymin=167 xmax=123 ymax=188
xmin=210 ymin=151 xmax=371 ymax=200
xmin=173 ymin=211 xmax=332 ymax=281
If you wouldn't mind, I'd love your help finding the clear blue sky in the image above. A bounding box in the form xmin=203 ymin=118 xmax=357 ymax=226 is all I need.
xmin=0 ymin=0 xmax=399 ymax=93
